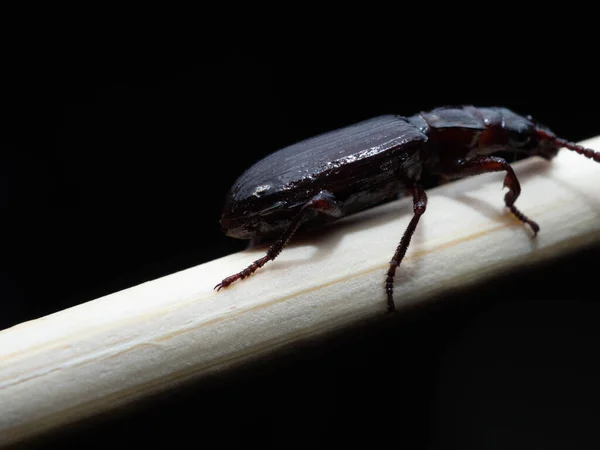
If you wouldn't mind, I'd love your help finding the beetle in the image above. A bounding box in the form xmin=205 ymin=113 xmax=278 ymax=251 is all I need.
xmin=215 ymin=105 xmax=600 ymax=313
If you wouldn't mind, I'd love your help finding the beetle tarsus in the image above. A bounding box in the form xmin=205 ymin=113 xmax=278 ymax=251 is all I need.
xmin=214 ymin=256 xmax=270 ymax=290
xmin=508 ymin=205 xmax=539 ymax=236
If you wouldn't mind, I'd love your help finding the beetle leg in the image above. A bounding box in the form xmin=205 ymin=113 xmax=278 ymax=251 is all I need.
xmin=386 ymin=184 xmax=427 ymax=313
xmin=215 ymin=190 xmax=343 ymax=291
xmin=444 ymin=156 xmax=539 ymax=235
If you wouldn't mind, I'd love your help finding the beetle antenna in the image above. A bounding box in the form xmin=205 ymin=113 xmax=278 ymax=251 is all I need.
xmin=537 ymin=129 xmax=600 ymax=163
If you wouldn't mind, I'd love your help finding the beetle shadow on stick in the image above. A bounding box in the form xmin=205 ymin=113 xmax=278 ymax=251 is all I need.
xmin=453 ymin=155 xmax=600 ymax=214
xmin=450 ymin=193 xmax=540 ymax=250
xmin=429 ymin=158 xmax=556 ymax=250
xmin=542 ymin=174 xmax=600 ymax=212
xmin=244 ymin=221 xmax=349 ymax=272
xmin=440 ymin=155 xmax=552 ymax=197
xmin=245 ymin=200 xmax=417 ymax=275
xmin=296 ymin=199 xmax=425 ymax=281
xmin=439 ymin=155 xmax=600 ymax=250
xmin=342 ymin=198 xmax=426 ymax=281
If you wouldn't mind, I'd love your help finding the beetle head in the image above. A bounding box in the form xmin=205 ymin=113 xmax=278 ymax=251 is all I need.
xmin=497 ymin=109 xmax=560 ymax=160
xmin=498 ymin=108 xmax=600 ymax=163
xmin=517 ymin=112 xmax=600 ymax=163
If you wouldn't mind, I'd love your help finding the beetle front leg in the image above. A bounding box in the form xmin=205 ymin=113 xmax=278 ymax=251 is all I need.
xmin=215 ymin=190 xmax=343 ymax=291
xmin=386 ymin=184 xmax=427 ymax=313
xmin=444 ymin=156 xmax=539 ymax=235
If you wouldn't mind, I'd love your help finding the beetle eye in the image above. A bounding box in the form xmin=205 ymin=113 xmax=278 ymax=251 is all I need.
xmin=510 ymin=134 xmax=531 ymax=146
xmin=508 ymin=126 xmax=533 ymax=148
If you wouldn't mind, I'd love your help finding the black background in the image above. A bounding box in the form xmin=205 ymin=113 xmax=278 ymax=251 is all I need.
xmin=2 ymin=24 xmax=600 ymax=450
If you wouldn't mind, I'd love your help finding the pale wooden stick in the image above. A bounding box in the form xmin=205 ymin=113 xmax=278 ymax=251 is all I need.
xmin=2 ymin=137 xmax=600 ymax=447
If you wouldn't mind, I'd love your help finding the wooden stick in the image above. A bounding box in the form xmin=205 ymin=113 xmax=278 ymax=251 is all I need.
xmin=2 ymin=137 xmax=600 ymax=447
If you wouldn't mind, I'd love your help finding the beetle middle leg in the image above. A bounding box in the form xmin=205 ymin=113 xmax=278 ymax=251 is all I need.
xmin=386 ymin=184 xmax=427 ymax=313
xmin=444 ymin=156 xmax=539 ymax=235
xmin=215 ymin=190 xmax=343 ymax=291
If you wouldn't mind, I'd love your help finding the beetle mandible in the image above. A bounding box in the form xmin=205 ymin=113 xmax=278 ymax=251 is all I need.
xmin=215 ymin=105 xmax=600 ymax=313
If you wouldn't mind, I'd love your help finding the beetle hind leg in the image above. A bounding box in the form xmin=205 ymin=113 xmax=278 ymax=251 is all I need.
xmin=386 ymin=184 xmax=427 ymax=314
xmin=215 ymin=190 xmax=343 ymax=291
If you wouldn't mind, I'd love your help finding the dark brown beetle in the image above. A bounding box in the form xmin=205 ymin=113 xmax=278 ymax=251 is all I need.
xmin=215 ymin=105 xmax=599 ymax=312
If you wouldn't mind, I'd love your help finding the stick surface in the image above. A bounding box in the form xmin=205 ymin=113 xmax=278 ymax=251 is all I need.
xmin=2 ymin=137 xmax=600 ymax=446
